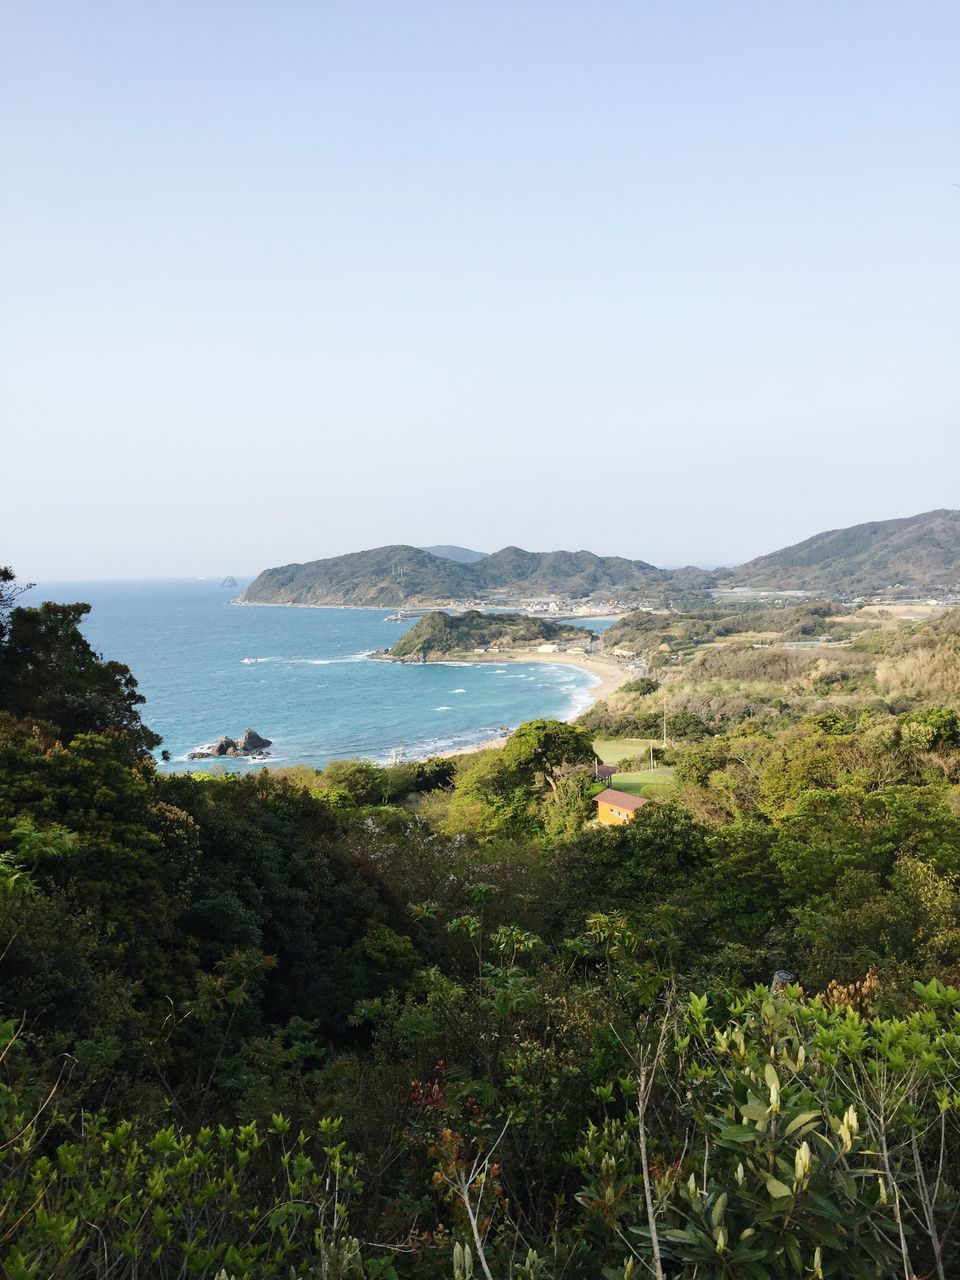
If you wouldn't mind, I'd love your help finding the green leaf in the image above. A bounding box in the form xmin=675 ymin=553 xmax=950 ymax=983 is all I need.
xmin=784 ymin=1110 xmax=821 ymax=1136
xmin=711 ymin=1191 xmax=728 ymax=1226
xmin=741 ymin=1100 xmax=769 ymax=1125
xmin=720 ymin=1124 xmax=760 ymax=1143
xmin=784 ymin=1234 xmax=802 ymax=1272
xmin=765 ymin=1177 xmax=793 ymax=1200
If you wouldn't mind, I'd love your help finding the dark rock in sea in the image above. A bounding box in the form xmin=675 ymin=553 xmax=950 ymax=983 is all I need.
xmin=186 ymin=730 xmax=272 ymax=760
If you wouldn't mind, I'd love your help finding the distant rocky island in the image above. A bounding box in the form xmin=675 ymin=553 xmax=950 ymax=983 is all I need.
xmin=381 ymin=610 xmax=592 ymax=661
xmin=187 ymin=728 xmax=272 ymax=760
xmin=239 ymin=509 xmax=960 ymax=608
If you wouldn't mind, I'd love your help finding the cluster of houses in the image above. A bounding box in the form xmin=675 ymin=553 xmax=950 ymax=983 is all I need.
xmin=590 ymin=762 xmax=648 ymax=826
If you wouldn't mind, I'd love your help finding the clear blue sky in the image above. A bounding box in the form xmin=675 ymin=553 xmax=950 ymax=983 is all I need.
xmin=2 ymin=2 xmax=958 ymax=578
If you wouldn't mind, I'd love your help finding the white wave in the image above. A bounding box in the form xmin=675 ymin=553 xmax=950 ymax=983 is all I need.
xmin=241 ymin=652 xmax=372 ymax=666
xmin=178 ymin=743 xmax=286 ymax=765
xmin=450 ymin=688 xmax=466 ymax=693
xmin=372 ymin=725 xmax=507 ymax=762
xmin=434 ymin=705 xmax=451 ymax=711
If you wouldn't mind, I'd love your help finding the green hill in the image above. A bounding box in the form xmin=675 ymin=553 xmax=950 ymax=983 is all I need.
xmin=241 ymin=544 xmax=688 ymax=607
xmin=240 ymin=546 xmax=471 ymax=607
xmin=726 ymin=509 xmax=960 ymax=595
xmin=420 ymin=544 xmax=487 ymax=563
xmin=601 ymin=600 xmax=847 ymax=659
xmin=241 ymin=510 xmax=960 ymax=607
xmin=386 ymin=610 xmax=591 ymax=660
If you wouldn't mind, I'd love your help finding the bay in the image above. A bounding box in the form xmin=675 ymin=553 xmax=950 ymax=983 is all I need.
xmin=17 ymin=578 xmax=614 ymax=771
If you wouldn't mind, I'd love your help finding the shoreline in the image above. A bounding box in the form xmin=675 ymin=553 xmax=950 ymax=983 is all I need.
xmin=232 ymin=598 xmax=626 ymax=622
xmin=165 ymin=651 xmax=628 ymax=770
xmin=429 ymin=649 xmax=631 ymax=759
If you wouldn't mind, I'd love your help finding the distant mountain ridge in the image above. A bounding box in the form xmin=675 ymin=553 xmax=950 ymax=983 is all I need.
xmin=240 ymin=544 xmax=702 ymax=607
xmin=240 ymin=510 xmax=960 ymax=606
xmin=721 ymin=509 xmax=960 ymax=594
xmin=420 ymin=545 xmax=487 ymax=564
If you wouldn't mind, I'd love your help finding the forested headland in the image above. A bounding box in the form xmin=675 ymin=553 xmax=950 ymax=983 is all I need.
xmin=385 ymin=611 xmax=590 ymax=661
xmin=5 ymin=563 xmax=960 ymax=1277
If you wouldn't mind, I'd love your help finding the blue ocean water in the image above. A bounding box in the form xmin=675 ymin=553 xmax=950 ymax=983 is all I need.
xmin=17 ymin=579 xmax=617 ymax=771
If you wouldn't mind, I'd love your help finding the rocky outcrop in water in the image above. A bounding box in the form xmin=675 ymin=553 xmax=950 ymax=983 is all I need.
xmin=187 ymin=729 xmax=273 ymax=760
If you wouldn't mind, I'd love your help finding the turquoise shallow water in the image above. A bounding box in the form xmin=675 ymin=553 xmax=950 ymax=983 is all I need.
xmin=18 ymin=579 xmax=614 ymax=771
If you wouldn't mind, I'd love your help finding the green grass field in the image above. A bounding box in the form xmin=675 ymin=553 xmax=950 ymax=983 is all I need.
xmin=592 ymin=737 xmax=658 ymax=766
xmin=591 ymin=738 xmax=676 ymax=798
xmin=610 ymin=768 xmax=676 ymax=799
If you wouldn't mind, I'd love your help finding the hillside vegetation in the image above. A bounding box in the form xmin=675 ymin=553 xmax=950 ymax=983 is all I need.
xmin=387 ymin=609 xmax=591 ymax=659
xmin=584 ymin=603 xmax=960 ymax=742
xmin=7 ymin=564 xmax=960 ymax=1276
xmin=241 ymin=543 xmax=694 ymax=607
xmin=601 ymin=600 xmax=851 ymax=659
xmin=724 ymin=507 xmax=960 ymax=594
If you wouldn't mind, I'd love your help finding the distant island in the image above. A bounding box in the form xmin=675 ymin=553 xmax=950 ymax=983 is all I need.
xmin=381 ymin=610 xmax=593 ymax=661
xmin=239 ymin=509 xmax=960 ymax=608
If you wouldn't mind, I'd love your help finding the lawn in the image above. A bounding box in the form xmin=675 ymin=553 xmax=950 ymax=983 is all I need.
xmin=610 ymin=768 xmax=676 ymax=799
xmin=592 ymin=737 xmax=659 ymax=766
xmin=591 ymin=738 xmax=676 ymax=798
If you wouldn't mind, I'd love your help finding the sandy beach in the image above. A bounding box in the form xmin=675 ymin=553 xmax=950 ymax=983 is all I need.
xmin=438 ymin=649 xmax=631 ymax=757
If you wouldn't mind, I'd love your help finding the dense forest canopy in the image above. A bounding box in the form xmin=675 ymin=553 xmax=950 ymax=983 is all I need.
xmin=5 ymin=564 xmax=960 ymax=1276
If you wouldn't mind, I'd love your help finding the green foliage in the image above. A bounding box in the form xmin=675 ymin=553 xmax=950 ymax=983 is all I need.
xmin=501 ymin=719 xmax=596 ymax=787
xmin=242 ymin=543 xmax=689 ymax=608
xmin=0 ymin=600 xmax=160 ymax=755
xmin=8 ymin=574 xmax=960 ymax=1273
xmin=619 ymin=676 xmax=659 ymax=696
xmin=388 ymin=610 xmax=590 ymax=660
xmin=0 ymin=1040 xmax=366 ymax=1279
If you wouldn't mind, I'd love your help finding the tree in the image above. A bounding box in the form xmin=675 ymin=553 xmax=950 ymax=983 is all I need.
xmin=0 ymin=565 xmax=30 ymax=644
xmin=501 ymin=720 xmax=596 ymax=794
xmin=0 ymin=600 xmax=159 ymax=755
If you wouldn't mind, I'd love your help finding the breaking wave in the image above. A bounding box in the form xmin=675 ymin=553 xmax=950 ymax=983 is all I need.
xmin=241 ymin=652 xmax=373 ymax=666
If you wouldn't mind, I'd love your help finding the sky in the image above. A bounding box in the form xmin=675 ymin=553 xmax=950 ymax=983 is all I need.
xmin=2 ymin=1 xmax=958 ymax=579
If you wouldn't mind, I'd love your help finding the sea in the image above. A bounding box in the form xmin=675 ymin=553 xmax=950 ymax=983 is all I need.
xmin=17 ymin=578 xmax=619 ymax=772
